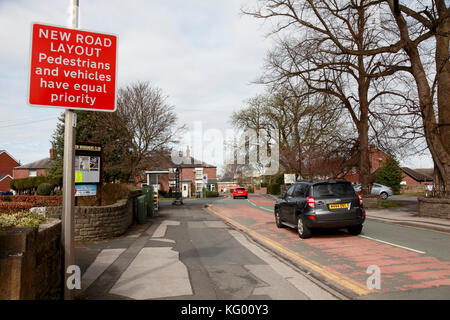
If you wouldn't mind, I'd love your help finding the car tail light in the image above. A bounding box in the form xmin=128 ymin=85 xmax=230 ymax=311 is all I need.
xmin=309 ymin=216 xmax=316 ymax=220
xmin=306 ymin=197 xmax=315 ymax=208
xmin=357 ymin=193 xmax=363 ymax=206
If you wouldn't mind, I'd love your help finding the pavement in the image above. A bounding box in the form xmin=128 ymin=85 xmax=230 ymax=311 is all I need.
xmin=74 ymin=199 xmax=340 ymax=300
xmin=364 ymin=195 xmax=450 ymax=233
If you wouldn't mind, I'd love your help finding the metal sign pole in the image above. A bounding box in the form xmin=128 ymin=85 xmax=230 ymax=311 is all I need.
xmin=61 ymin=0 xmax=79 ymax=300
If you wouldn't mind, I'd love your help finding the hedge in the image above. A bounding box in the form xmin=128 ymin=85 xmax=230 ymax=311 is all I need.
xmin=0 ymin=195 xmax=62 ymax=214
xmin=206 ymin=191 xmax=219 ymax=197
xmin=37 ymin=183 xmax=52 ymax=196
xmin=267 ymin=183 xmax=281 ymax=195
xmin=10 ymin=176 xmax=62 ymax=194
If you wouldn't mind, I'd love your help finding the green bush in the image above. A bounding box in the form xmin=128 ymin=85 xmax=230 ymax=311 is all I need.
xmin=260 ymin=182 xmax=268 ymax=188
xmin=10 ymin=176 xmax=61 ymax=194
xmin=102 ymin=183 xmax=131 ymax=205
xmin=206 ymin=191 xmax=219 ymax=197
xmin=267 ymin=183 xmax=281 ymax=195
xmin=375 ymin=156 xmax=403 ymax=194
xmin=247 ymin=186 xmax=254 ymax=193
xmin=158 ymin=190 xmax=168 ymax=197
xmin=37 ymin=183 xmax=53 ymax=196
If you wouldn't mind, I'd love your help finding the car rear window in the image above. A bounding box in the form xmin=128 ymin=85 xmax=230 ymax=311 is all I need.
xmin=313 ymin=183 xmax=356 ymax=198
xmin=236 ymin=188 xmax=245 ymax=191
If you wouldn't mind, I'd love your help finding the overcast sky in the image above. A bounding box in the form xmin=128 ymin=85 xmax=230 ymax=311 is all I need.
xmin=0 ymin=0 xmax=434 ymax=171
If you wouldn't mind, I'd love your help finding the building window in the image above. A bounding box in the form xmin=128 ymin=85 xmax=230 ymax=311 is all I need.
xmin=195 ymin=168 xmax=203 ymax=180
xmin=29 ymin=169 xmax=37 ymax=177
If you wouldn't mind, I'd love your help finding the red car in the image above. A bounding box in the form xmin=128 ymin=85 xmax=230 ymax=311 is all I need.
xmin=233 ymin=187 xmax=248 ymax=199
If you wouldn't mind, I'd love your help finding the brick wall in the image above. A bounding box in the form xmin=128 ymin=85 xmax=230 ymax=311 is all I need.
xmin=418 ymin=197 xmax=450 ymax=220
xmin=0 ymin=219 xmax=62 ymax=300
xmin=0 ymin=175 xmax=11 ymax=192
xmin=13 ymin=168 xmax=48 ymax=179
xmin=45 ymin=190 xmax=141 ymax=241
xmin=0 ymin=152 xmax=19 ymax=176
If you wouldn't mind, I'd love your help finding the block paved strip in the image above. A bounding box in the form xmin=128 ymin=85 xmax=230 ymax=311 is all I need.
xmin=209 ymin=196 xmax=450 ymax=297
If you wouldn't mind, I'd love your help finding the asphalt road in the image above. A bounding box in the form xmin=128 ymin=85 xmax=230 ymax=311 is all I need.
xmin=208 ymin=194 xmax=450 ymax=300
xmin=74 ymin=199 xmax=340 ymax=300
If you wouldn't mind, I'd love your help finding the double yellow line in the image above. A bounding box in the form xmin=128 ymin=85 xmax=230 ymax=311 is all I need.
xmin=206 ymin=205 xmax=371 ymax=296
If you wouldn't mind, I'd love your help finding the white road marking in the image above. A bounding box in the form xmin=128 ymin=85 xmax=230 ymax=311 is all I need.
xmin=109 ymin=247 xmax=192 ymax=299
xmin=247 ymin=199 xmax=273 ymax=213
xmin=81 ymin=248 xmax=126 ymax=290
xmin=151 ymin=220 xmax=180 ymax=238
xmin=151 ymin=238 xmax=176 ymax=243
xmin=359 ymin=235 xmax=426 ymax=254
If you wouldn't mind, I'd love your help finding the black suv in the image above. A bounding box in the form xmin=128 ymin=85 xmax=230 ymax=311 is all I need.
xmin=274 ymin=180 xmax=365 ymax=239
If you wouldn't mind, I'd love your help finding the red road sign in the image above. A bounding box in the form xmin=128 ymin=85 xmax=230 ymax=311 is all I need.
xmin=28 ymin=23 xmax=117 ymax=112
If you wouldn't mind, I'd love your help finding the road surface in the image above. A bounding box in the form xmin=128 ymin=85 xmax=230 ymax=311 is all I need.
xmin=208 ymin=194 xmax=450 ymax=299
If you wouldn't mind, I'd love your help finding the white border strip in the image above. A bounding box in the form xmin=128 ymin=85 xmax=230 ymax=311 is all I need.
xmin=359 ymin=235 xmax=426 ymax=254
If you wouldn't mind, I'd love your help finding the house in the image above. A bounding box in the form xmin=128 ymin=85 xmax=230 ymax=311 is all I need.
xmin=340 ymin=145 xmax=389 ymax=183
xmin=400 ymin=167 xmax=433 ymax=185
xmin=217 ymin=177 xmax=239 ymax=193
xmin=0 ymin=150 xmax=20 ymax=192
xmin=146 ymin=146 xmax=217 ymax=198
xmin=13 ymin=147 xmax=55 ymax=179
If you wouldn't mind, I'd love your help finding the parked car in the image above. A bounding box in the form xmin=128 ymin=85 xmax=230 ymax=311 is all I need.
xmin=274 ymin=180 xmax=365 ymax=239
xmin=352 ymin=183 xmax=393 ymax=200
xmin=0 ymin=191 xmax=13 ymax=196
xmin=233 ymin=187 xmax=248 ymax=199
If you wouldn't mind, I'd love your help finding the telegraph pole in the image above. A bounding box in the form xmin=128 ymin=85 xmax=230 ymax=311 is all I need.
xmin=61 ymin=0 xmax=79 ymax=300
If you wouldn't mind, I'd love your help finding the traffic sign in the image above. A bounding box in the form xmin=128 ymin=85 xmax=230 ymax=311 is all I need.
xmin=28 ymin=23 xmax=117 ymax=111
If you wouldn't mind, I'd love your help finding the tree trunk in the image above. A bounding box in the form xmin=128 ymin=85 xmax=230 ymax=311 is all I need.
xmin=434 ymin=1 xmax=450 ymax=197
xmin=358 ymin=104 xmax=371 ymax=195
xmin=390 ymin=0 xmax=450 ymax=198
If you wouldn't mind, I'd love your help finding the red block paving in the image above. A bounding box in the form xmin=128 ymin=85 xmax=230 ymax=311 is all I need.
xmin=212 ymin=194 xmax=450 ymax=296
xmin=247 ymin=194 xmax=276 ymax=207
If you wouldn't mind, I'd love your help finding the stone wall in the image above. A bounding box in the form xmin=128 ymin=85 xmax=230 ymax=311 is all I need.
xmin=400 ymin=185 xmax=426 ymax=194
xmin=0 ymin=219 xmax=62 ymax=300
xmin=45 ymin=190 xmax=142 ymax=241
xmin=362 ymin=195 xmax=382 ymax=209
xmin=418 ymin=197 xmax=450 ymax=220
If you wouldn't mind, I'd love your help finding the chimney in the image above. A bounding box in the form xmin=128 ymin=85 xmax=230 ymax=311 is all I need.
xmin=186 ymin=145 xmax=191 ymax=158
xmin=49 ymin=144 xmax=55 ymax=160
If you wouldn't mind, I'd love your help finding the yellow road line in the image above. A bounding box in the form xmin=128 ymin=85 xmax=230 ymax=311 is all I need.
xmin=206 ymin=206 xmax=371 ymax=296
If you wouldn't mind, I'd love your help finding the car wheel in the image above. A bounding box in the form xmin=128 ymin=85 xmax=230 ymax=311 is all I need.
xmin=233 ymin=196 xmax=236 ymax=199
xmin=245 ymin=196 xmax=248 ymax=199
xmin=297 ymin=215 xmax=311 ymax=239
xmin=347 ymin=224 xmax=363 ymax=235
xmin=275 ymin=208 xmax=284 ymax=228
xmin=380 ymin=192 xmax=388 ymax=200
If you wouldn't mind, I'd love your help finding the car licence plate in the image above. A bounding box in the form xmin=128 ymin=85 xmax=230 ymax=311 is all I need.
xmin=329 ymin=203 xmax=348 ymax=210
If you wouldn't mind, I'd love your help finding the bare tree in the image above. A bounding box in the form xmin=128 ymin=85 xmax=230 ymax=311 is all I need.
xmin=244 ymin=0 xmax=414 ymax=194
xmin=231 ymin=83 xmax=347 ymax=177
xmin=97 ymin=81 xmax=184 ymax=182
